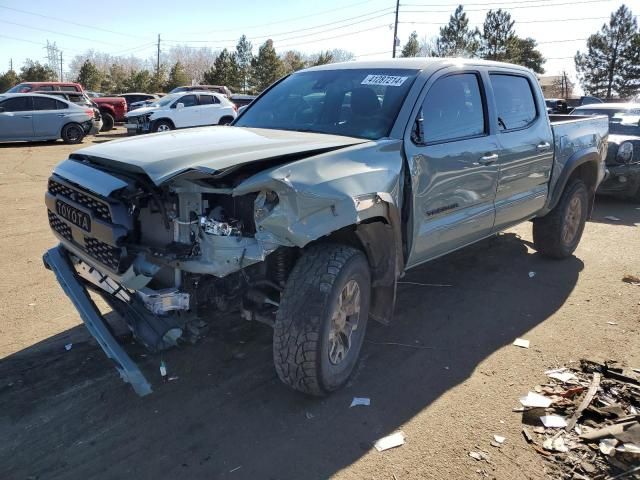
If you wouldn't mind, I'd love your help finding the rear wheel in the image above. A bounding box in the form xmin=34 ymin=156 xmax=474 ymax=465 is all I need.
xmin=533 ymin=179 xmax=589 ymax=258
xmin=100 ymin=112 xmax=114 ymax=132
xmin=273 ymin=244 xmax=370 ymax=396
xmin=61 ymin=123 xmax=85 ymax=144
xmin=153 ymin=120 xmax=174 ymax=133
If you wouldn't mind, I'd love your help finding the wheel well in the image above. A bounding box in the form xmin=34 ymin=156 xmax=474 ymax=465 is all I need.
xmin=219 ymin=115 xmax=234 ymax=123
xmin=153 ymin=118 xmax=174 ymax=128
xmin=100 ymin=108 xmax=114 ymax=116
xmin=567 ymin=161 xmax=598 ymax=212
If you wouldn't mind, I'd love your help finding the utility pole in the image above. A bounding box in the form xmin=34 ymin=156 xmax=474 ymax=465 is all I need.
xmin=10 ymin=58 xmax=13 ymax=71
xmin=156 ymin=34 xmax=161 ymax=77
xmin=59 ymin=51 xmax=63 ymax=82
xmin=392 ymin=0 xmax=400 ymax=58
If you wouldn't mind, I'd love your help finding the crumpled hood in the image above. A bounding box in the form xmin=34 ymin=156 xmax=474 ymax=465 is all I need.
xmin=70 ymin=126 xmax=369 ymax=185
xmin=125 ymin=105 xmax=158 ymax=117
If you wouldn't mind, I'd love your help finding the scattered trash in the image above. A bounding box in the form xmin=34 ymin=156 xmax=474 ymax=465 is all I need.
xmin=305 ymin=412 xmax=314 ymax=420
xmin=622 ymin=274 xmax=640 ymax=285
xmin=493 ymin=435 xmax=506 ymax=444
xmin=374 ymin=431 xmax=406 ymax=452
xmin=168 ymin=376 xmax=179 ymax=382
xmin=469 ymin=451 xmax=490 ymax=462
xmin=607 ymin=321 xmax=619 ymax=325
xmin=350 ymin=397 xmax=371 ymax=408
xmin=64 ymin=343 xmax=73 ymax=351
xmin=229 ymin=466 xmax=242 ymax=473
xmin=159 ymin=360 xmax=167 ymax=381
xmin=604 ymin=215 xmax=621 ymax=221
xmin=528 ymin=271 xmax=536 ymax=278
xmin=515 ymin=360 xmax=640 ymax=478
xmin=27 ymin=303 xmax=36 ymax=306
xmin=513 ymin=338 xmax=530 ymax=349
xmin=397 ymin=281 xmax=452 ymax=287
xmin=520 ymin=391 xmax=552 ymax=408
xmin=540 ymin=415 xmax=568 ymax=428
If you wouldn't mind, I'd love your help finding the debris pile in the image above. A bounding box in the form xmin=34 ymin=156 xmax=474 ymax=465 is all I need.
xmin=517 ymin=360 xmax=640 ymax=479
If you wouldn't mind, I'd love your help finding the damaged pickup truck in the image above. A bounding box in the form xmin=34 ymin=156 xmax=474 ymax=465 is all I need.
xmin=43 ymin=59 xmax=608 ymax=396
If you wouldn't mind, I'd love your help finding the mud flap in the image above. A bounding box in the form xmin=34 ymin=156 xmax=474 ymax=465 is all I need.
xmin=43 ymin=245 xmax=153 ymax=396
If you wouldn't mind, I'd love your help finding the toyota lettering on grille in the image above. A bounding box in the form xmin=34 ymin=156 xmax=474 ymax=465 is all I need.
xmin=56 ymin=200 xmax=91 ymax=232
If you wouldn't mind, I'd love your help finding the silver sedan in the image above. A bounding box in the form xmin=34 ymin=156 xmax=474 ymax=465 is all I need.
xmin=0 ymin=93 xmax=96 ymax=144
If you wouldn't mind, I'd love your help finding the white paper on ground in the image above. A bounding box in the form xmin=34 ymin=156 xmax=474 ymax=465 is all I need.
xmin=350 ymin=397 xmax=371 ymax=407
xmin=540 ymin=415 xmax=567 ymax=428
xmin=493 ymin=435 xmax=506 ymax=444
xmin=519 ymin=392 xmax=552 ymax=408
xmin=374 ymin=431 xmax=406 ymax=452
xmin=545 ymin=370 xmax=578 ymax=383
xmin=604 ymin=216 xmax=621 ymax=221
xmin=513 ymin=338 xmax=530 ymax=348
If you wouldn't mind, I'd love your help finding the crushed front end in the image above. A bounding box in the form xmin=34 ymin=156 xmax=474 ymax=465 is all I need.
xmin=44 ymin=158 xmax=290 ymax=395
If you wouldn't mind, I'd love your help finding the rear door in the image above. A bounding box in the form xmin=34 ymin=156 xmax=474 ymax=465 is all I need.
xmin=197 ymin=94 xmax=222 ymax=125
xmin=0 ymin=96 xmax=34 ymax=139
xmin=489 ymin=72 xmax=554 ymax=230
xmin=32 ymin=96 xmax=66 ymax=137
xmin=404 ymin=69 xmax=500 ymax=267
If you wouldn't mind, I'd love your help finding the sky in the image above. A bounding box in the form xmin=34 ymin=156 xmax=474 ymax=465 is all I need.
xmin=0 ymin=0 xmax=635 ymax=88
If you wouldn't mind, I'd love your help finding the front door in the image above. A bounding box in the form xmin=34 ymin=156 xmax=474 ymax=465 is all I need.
xmin=0 ymin=96 xmax=34 ymax=140
xmin=172 ymin=94 xmax=199 ymax=128
xmin=404 ymin=71 xmax=500 ymax=268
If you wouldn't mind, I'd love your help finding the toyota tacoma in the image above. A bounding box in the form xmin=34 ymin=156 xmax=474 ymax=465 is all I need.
xmin=43 ymin=59 xmax=608 ymax=396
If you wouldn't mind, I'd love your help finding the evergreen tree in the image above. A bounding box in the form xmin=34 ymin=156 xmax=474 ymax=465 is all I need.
xmin=165 ymin=62 xmax=189 ymax=91
xmin=76 ymin=60 xmax=102 ymax=91
xmin=251 ymin=40 xmax=285 ymax=93
xmin=19 ymin=59 xmax=57 ymax=82
xmin=281 ymin=50 xmax=306 ymax=73
xmin=506 ymin=37 xmax=545 ymax=73
xmin=203 ymin=49 xmax=241 ymax=91
xmin=235 ymin=35 xmax=253 ymax=93
xmin=401 ymin=32 xmax=421 ymax=57
xmin=435 ymin=5 xmax=480 ymax=57
xmin=481 ymin=9 xmax=515 ymax=61
xmin=124 ymin=69 xmax=152 ymax=93
xmin=312 ymin=51 xmax=334 ymax=66
xmin=0 ymin=69 xmax=20 ymax=92
xmin=575 ymin=4 xmax=640 ymax=99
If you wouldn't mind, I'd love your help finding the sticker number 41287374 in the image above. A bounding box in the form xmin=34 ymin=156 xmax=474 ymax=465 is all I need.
xmin=361 ymin=74 xmax=408 ymax=86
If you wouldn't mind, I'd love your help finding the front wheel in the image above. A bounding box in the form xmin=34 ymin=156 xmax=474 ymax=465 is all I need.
xmin=153 ymin=120 xmax=174 ymax=133
xmin=100 ymin=112 xmax=114 ymax=132
xmin=61 ymin=123 xmax=85 ymax=144
xmin=273 ymin=244 xmax=371 ymax=396
xmin=533 ymin=179 xmax=589 ymax=258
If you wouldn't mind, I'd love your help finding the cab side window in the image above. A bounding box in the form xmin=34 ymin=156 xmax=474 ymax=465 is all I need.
xmin=490 ymin=74 xmax=537 ymax=130
xmin=33 ymin=97 xmax=59 ymax=110
xmin=421 ymin=73 xmax=486 ymax=144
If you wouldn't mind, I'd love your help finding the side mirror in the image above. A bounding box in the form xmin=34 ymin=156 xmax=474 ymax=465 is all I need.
xmin=412 ymin=108 xmax=425 ymax=144
xmin=175 ymin=102 xmax=184 ymax=110
xmin=238 ymin=105 xmax=247 ymax=114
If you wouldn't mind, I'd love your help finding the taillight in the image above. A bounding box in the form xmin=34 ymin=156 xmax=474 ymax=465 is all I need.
xmin=232 ymin=103 xmax=238 ymax=112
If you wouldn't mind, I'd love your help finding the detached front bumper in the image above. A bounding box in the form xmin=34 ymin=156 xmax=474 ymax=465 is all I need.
xmin=597 ymin=162 xmax=640 ymax=198
xmin=43 ymin=245 xmax=153 ymax=396
xmin=124 ymin=115 xmax=151 ymax=135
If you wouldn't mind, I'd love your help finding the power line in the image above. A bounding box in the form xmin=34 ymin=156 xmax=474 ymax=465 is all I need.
xmin=0 ymin=19 xmax=126 ymax=46
xmin=402 ymin=0 xmax=613 ymax=13
xmin=399 ymin=15 xmax=612 ymax=25
xmin=275 ymin=24 xmax=391 ymax=50
xmin=0 ymin=5 xmax=148 ymax=40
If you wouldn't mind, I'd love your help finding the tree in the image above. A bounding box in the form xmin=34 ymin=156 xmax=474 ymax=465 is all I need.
xmin=506 ymin=37 xmax=545 ymax=73
xmin=251 ymin=40 xmax=285 ymax=93
xmin=76 ymin=60 xmax=102 ymax=90
xmin=401 ymin=31 xmax=421 ymax=57
xmin=312 ymin=51 xmax=334 ymax=66
xmin=165 ymin=62 xmax=189 ymax=91
xmin=0 ymin=69 xmax=20 ymax=92
xmin=481 ymin=9 xmax=515 ymax=61
xmin=547 ymin=71 xmax=575 ymax=98
xmin=124 ymin=69 xmax=152 ymax=93
xmin=575 ymin=4 xmax=640 ymax=99
xmin=19 ymin=60 xmax=57 ymax=82
xmin=203 ymin=49 xmax=240 ymax=91
xmin=235 ymin=35 xmax=253 ymax=93
xmin=435 ymin=5 xmax=480 ymax=57
xmin=281 ymin=50 xmax=305 ymax=74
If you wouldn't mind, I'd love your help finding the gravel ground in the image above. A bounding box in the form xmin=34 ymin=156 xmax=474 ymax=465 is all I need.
xmin=0 ymin=128 xmax=638 ymax=480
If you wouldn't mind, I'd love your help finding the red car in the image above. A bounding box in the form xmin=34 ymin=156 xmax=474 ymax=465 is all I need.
xmin=6 ymin=81 xmax=126 ymax=131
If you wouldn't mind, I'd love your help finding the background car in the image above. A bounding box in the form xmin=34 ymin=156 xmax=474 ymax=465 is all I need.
xmin=117 ymin=93 xmax=161 ymax=111
xmin=0 ymin=93 xmax=95 ymax=144
xmin=571 ymin=103 xmax=640 ymax=201
xmin=124 ymin=91 xmax=237 ymax=135
xmin=5 ymin=81 xmax=83 ymax=93
xmin=169 ymin=85 xmax=233 ymax=97
xmin=33 ymin=90 xmax=103 ymax=133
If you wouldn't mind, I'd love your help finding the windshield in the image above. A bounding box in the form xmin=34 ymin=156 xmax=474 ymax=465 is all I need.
xmin=234 ymin=68 xmax=419 ymax=140
xmin=151 ymin=94 xmax=180 ymax=108
xmin=572 ymin=107 xmax=640 ymax=135
xmin=169 ymin=86 xmax=188 ymax=94
xmin=7 ymin=84 xmax=31 ymax=93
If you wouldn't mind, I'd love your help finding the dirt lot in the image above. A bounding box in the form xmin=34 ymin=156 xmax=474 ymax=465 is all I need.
xmin=0 ymin=129 xmax=638 ymax=480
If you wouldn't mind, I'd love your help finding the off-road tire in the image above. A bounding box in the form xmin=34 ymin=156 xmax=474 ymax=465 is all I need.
xmin=533 ymin=179 xmax=589 ymax=259
xmin=100 ymin=112 xmax=114 ymax=132
xmin=61 ymin=123 xmax=85 ymax=144
xmin=153 ymin=120 xmax=174 ymax=133
xmin=273 ymin=244 xmax=371 ymax=396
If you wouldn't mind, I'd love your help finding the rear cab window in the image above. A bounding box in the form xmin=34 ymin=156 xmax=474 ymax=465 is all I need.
xmin=490 ymin=74 xmax=537 ymax=131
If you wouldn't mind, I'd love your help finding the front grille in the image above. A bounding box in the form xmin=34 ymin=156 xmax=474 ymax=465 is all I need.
xmin=84 ymin=237 xmax=122 ymax=271
xmin=48 ymin=210 xmax=72 ymax=241
xmin=48 ymin=179 xmax=112 ymax=222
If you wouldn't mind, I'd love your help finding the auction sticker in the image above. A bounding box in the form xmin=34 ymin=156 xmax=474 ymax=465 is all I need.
xmin=361 ymin=74 xmax=408 ymax=86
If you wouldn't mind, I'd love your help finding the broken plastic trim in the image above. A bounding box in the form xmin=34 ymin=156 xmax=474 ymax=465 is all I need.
xmin=43 ymin=245 xmax=153 ymax=396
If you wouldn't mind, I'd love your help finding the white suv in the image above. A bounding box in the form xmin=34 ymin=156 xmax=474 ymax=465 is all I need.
xmin=124 ymin=91 xmax=237 ymax=135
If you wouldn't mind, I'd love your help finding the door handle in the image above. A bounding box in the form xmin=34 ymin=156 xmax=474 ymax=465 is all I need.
xmin=57 ymin=114 xmax=66 ymax=117
xmin=22 ymin=115 xmax=32 ymax=119
xmin=478 ymin=153 xmax=499 ymax=165
xmin=537 ymin=142 xmax=551 ymax=151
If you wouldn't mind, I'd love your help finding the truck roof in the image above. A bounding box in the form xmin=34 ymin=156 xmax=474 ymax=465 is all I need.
xmin=303 ymin=57 xmax=534 ymax=74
